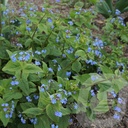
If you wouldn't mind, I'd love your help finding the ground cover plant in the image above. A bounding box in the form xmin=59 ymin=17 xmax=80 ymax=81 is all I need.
xmin=0 ymin=0 xmax=128 ymax=128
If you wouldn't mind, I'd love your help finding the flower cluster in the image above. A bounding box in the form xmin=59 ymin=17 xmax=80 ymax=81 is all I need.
xmin=10 ymin=51 xmax=32 ymax=62
xmin=2 ymin=101 xmax=15 ymax=118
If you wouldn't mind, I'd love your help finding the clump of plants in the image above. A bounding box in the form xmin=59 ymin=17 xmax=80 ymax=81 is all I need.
xmin=0 ymin=1 xmax=127 ymax=128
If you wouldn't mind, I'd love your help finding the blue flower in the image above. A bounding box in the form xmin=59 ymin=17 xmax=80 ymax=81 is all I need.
xmin=1 ymin=21 xmax=5 ymax=25
xmin=26 ymin=96 xmax=32 ymax=102
xmin=51 ymin=98 xmax=57 ymax=104
xmin=58 ymin=84 xmax=62 ymax=87
xmin=26 ymin=27 xmax=31 ymax=31
xmin=48 ymin=18 xmax=52 ymax=23
xmin=68 ymin=21 xmax=73 ymax=26
xmin=21 ymin=117 xmax=26 ymax=124
xmin=60 ymin=98 xmax=67 ymax=104
xmin=110 ymin=91 xmax=116 ymax=98
xmin=51 ymin=124 xmax=58 ymax=128
xmin=30 ymin=118 xmax=37 ymax=124
xmin=74 ymin=103 xmax=78 ymax=109
xmin=11 ymin=54 xmax=17 ymax=62
xmin=33 ymin=95 xmax=39 ymax=100
xmin=66 ymin=72 xmax=71 ymax=77
xmin=11 ymin=80 xmax=19 ymax=86
xmin=35 ymin=51 xmax=41 ymax=55
xmin=35 ymin=60 xmax=41 ymax=66
xmin=48 ymin=68 xmax=53 ymax=72
xmin=5 ymin=114 xmax=10 ymax=118
xmin=114 ymin=106 xmax=121 ymax=112
xmin=41 ymin=49 xmax=47 ymax=53
xmin=26 ymin=19 xmax=31 ymax=24
xmin=55 ymin=111 xmax=62 ymax=117
xmin=118 ymin=98 xmax=123 ymax=104
xmin=87 ymin=47 xmax=92 ymax=52
xmin=90 ymin=90 xmax=95 ymax=96
xmin=42 ymin=7 xmax=45 ymax=12
xmin=113 ymin=114 xmax=120 ymax=120
xmin=56 ymin=0 xmax=60 ymax=2
xmin=57 ymin=65 xmax=61 ymax=71
xmin=115 ymin=9 xmax=121 ymax=15
xmin=40 ymin=87 xmax=45 ymax=92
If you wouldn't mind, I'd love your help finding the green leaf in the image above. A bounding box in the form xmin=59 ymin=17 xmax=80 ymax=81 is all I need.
xmin=0 ymin=111 xmax=10 ymax=127
xmin=98 ymin=81 xmax=111 ymax=92
xmin=58 ymin=115 xmax=70 ymax=128
xmin=100 ymin=65 xmax=113 ymax=74
xmin=73 ymin=74 xmax=90 ymax=84
xmin=19 ymin=79 xmax=30 ymax=96
xmin=34 ymin=115 xmax=50 ymax=128
xmin=38 ymin=92 xmax=51 ymax=109
xmin=74 ymin=1 xmax=84 ymax=8
xmin=24 ymin=64 xmax=43 ymax=73
xmin=75 ymin=50 xmax=86 ymax=60
xmin=2 ymin=60 xmax=21 ymax=75
xmin=116 ymin=0 xmax=128 ymax=12
xmin=42 ymin=62 xmax=48 ymax=73
xmin=23 ymin=107 xmax=44 ymax=116
xmin=61 ymin=107 xmax=71 ymax=116
xmin=46 ymin=104 xmax=60 ymax=123
xmin=93 ymin=100 xmax=109 ymax=113
xmin=20 ymin=103 xmax=35 ymax=111
xmin=25 ymin=38 xmax=33 ymax=47
xmin=97 ymin=92 xmax=107 ymax=101
xmin=3 ymin=91 xmax=22 ymax=102
xmin=72 ymin=60 xmax=81 ymax=72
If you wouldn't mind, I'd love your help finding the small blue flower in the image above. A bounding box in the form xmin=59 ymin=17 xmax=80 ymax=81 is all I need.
xmin=66 ymin=72 xmax=71 ymax=77
xmin=58 ymin=84 xmax=62 ymax=88
xmin=113 ymin=114 xmax=120 ymax=120
xmin=26 ymin=27 xmax=31 ymax=31
xmin=56 ymin=93 xmax=61 ymax=98
xmin=11 ymin=80 xmax=19 ymax=86
xmin=68 ymin=21 xmax=73 ymax=26
xmin=30 ymin=118 xmax=37 ymax=124
xmin=48 ymin=68 xmax=53 ymax=72
xmin=74 ymin=103 xmax=78 ymax=109
xmin=5 ymin=114 xmax=10 ymax=118
xmin=41 ymin=49 xmax=47 ymax=53
xmin=110 ymin=91 xmax=116 ymax=98
xmin=114 ymin=106 xmax=121 ymax=112
xmin=57 ymin=65 xmax=61 ymax=71
xmin=3 ymin=108 xmax=8 ymax=112
xmin=21 ymin=117 xmax=26 ymax=124
xmin=1 ymin=21 xmax=5 ymax=25
xmin=48 ymin=18 xmax=52 ymax=23
xmin=118 ymin=98 xmax=123 ymax=104
xmin=26 ymin=96 xmax=32 ymax=102
xmin=51 ymin=98 xmax=57 ymax=104
xmin=35 ymin=51 xmax=41 ymax=55
xmin=35 ymin=60 xmax=41 ymax=66
xmin=40 ymin=87 xmax=45 ymax=92
xmin=90 ymin=90 xmax=95 ymax=96
xmin=42 ymin=7 xmax=45 ymax=12
xmin=60 ymin=98 xmax=67 ymax=104
xmin=56 ymin=0 xmax=60 ymax=2
xmin=55 ymin=111 xmax=62 ymax=117
xmin=33 ymin=95 xmax=39 ymax=100
xmin=29 ymin=7 xmax=33 ymax=11
xmin=26 ymin=19 xmax=31 ymax=24
xmin=11 ymin=54 xmax=17 ymax=62
xmin=115 ymin=9 xmax=121 ymax=15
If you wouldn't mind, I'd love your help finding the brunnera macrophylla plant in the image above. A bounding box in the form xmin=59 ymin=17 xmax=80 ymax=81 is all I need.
xmin=0 ymin=2 xmax=128 ymax=128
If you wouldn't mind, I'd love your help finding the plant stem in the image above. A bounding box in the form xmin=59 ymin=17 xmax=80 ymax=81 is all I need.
xmin=31 ymin=14 xmax=46 ymax=39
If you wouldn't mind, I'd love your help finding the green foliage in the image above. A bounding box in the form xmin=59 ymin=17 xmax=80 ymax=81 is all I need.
xmin=0 ymin=1 xmax=127 ymax=128
xmin=96 ymin=0 xmax=128 ymax=18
